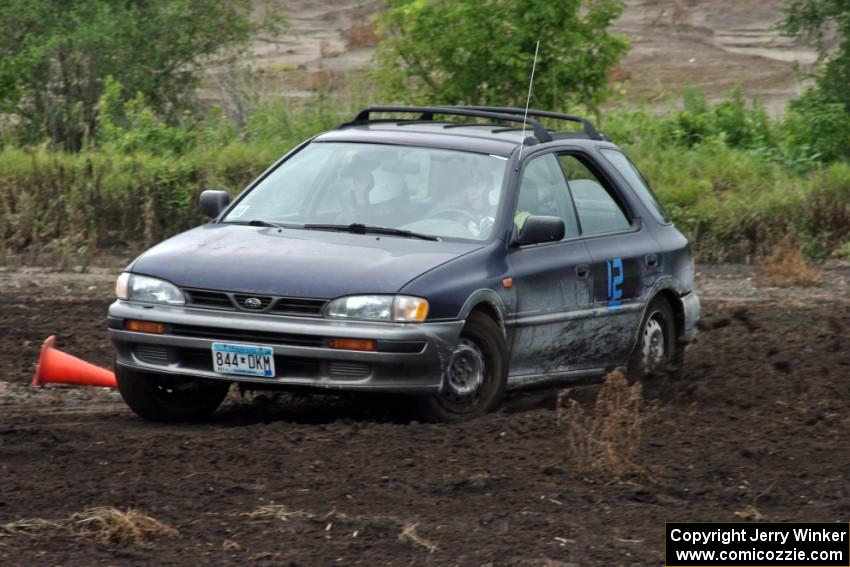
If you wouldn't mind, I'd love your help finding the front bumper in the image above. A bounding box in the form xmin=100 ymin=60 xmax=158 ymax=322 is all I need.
xmin=108 ymin=300 xmax=464 ymax=394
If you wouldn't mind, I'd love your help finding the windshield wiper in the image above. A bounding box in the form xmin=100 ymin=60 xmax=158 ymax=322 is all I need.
xmin=221 ymin=218 xmax=289 ymax=230
xmin=302 ymin=223 xmax=440 ymax=241
xmin=248 ymin=219 xmax=288 ymax=230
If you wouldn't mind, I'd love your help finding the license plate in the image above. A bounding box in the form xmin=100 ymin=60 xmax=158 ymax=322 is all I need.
xmin=211 ymin=342 xmax=275 ymax=378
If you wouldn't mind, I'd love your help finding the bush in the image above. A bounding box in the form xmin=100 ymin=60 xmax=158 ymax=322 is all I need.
xmin=755 ymin=237 xmax=824 ymax=288
xmin=557 ymin=371 xmax=653 ymax=481
xmin=0 ymin=0 xmax=285 ymax=151
xmin=662 ymin=87 xmax=773 ymax=150
xmin=373 ymin=0 xmax=629 ymax=110
xmin=780 ymin=89 xmax=850 ymax=164
xmin=97 ymin=78 xmax=198 ymax=156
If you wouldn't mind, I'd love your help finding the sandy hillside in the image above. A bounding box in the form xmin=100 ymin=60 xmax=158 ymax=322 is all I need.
xmin=203 ymin=0 xmax=820 ymax=114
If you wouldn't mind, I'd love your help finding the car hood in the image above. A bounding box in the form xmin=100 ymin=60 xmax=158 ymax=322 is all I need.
xmin=129 ymin=224 xmax=483 ymax=298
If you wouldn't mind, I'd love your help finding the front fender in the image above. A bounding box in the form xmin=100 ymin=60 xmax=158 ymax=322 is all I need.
xmin=457 ymin=289 xmax=509 ymax=337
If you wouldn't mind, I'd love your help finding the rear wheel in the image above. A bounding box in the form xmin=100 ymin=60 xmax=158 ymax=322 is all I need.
xmin=627 ymin=296 xmax=679 ymax=380
xmin=116 ymin=366 xmax=230 ymax=422
xmin=417 ymin=311 xmax=507 ymax=422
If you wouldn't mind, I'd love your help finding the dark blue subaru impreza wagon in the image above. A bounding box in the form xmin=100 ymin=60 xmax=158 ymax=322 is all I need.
xmin=108 ymin=106 xmax=699 ymax=422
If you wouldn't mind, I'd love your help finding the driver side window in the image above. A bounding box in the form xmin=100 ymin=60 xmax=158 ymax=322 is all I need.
xmin=516 ymin=153 xmax=579 ymax=239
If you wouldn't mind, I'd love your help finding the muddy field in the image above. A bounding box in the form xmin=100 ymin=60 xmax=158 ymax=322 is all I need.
xmin=1 ymin=266 xmax=850 ymax=565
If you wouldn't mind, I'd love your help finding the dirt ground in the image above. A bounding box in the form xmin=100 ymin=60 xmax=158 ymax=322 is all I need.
xmin=217 ymin=0 xmax=820 ymax=115
xmin=0 ymin=3 xmax=841 ymax=565
xmin=1 ymin=265 xmax=849 ymax=565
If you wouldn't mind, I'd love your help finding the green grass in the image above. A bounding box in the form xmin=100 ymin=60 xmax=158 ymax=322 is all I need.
xmin=601 ymin=97 xmax=850 ymax=261
xmin=0 ymin=96 xmax=352 ymax=264
xmin=2 ymin=89 xmax=850 ymax=264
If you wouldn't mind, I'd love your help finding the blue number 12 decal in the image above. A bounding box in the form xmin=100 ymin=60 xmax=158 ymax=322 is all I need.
xmin=607 ymin=257 xmax=623 ymax=309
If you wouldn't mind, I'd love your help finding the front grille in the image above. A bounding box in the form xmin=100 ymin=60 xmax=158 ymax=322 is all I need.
xmin=185 ymin=289 xmax=234 ymax=310
xmin=183 ymin=287 xmax=326 ymax=317
xmin=134 ymin=344 xmax=173 ymax=364
xmin=272 ymin=297 xmax=327 ymax=317
xmin=169 ymin=323 xmax=325 ymax=348
xmin=180 ymin=348 xmax=321 ymax=376
xmin=328 ymin=361 xmax=371 ymax=378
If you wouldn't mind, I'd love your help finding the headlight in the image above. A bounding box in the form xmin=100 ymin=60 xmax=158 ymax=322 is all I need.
xmin=325 ymin=295 xmax=428 ymax=322
xmin=115 ymin=273 xmax=185 ymax=305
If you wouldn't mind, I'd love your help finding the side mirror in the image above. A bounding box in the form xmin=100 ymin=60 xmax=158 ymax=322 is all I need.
xmin=515 ymin=215 xmax=565 ymax=246
xmin=199 ymin=190 xmax=230 ymax=218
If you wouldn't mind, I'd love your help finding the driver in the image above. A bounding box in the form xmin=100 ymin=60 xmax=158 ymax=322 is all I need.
xmin=341 ymin=170 xmax=409 ymax=226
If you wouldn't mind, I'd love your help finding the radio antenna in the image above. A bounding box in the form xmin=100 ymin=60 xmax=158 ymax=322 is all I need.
xmin=518 ymin=39 xmax=540 ymax=164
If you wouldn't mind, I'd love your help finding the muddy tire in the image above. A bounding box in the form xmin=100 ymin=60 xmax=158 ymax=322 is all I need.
xmin=116 ymin=366 xmax=230 ymax=422
xmin=627 ymin=296 xmax=679 ymax=380
xmin=417 ymin=311 xmax=507 ymax=423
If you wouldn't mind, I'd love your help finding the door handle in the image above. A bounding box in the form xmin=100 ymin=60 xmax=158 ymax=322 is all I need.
xmin=575 ymin=264 xmax=590 ymax=279
xmin=645 ymin=254 xmax=659 ymax=268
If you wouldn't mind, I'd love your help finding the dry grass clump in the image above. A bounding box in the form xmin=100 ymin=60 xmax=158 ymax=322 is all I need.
xmin=399 ymin=523 xmax=437 ymax=553
xmin=1 ymin=507 xmax=177 ymax=547
xmin=734 ymin=505 xmax=765 ymax=521
xmin=241 ymin=504 xmax=312 ymax=522
xmin=755 ymin=237 xmax=823 ymax=288
xmin=557 ymin=371 xmax=652 ymax=481
xmin=344 ymin=21 xmax=379 ymax=48
xmin=0 ymin=518 xmax=63 ymax=538
xmin=71 ymin=507 xmax=178 ymax=546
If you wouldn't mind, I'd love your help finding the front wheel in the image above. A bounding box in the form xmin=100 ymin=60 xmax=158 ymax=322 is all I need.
xmin=417 ymin=311 xmax=507 ymax=422
xmin=116 ymin=366 xmax=230 ymax=422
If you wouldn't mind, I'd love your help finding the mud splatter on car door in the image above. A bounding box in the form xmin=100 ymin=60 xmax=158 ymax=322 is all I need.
xmin=506 ymin=239 xmax=594 ymax=378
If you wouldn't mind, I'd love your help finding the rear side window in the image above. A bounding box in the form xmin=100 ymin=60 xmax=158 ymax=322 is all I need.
xmin=557 ymin=154 xmax=630 ymax=235
xmin=600 ymin=149 xmax=671 ymax=224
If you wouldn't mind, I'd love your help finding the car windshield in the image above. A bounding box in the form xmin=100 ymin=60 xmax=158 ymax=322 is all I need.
xmin=222 ymin=142 xmax=509 ymax=241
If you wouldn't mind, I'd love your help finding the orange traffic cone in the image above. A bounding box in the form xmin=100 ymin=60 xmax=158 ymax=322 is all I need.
xmin=31 ymin=335 xmax=117 ymax=388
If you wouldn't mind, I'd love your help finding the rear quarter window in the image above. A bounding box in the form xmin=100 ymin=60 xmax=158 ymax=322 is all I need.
xmin=600 ymin=149 xmax=671 ymax=224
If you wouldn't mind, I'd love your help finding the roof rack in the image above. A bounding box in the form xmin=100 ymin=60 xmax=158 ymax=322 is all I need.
xmin=344 ymin=106 xmax=553 ymax=143
xmin=456 ymin=106 xmax=602 ymax=140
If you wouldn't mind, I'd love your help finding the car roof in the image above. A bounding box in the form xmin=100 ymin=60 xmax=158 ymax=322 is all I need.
xmin=313 ymin=106 xmax=611 ymax=157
